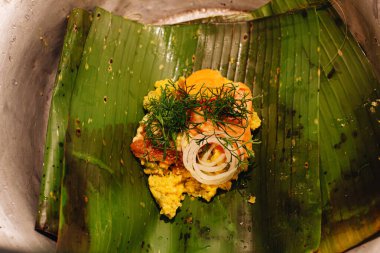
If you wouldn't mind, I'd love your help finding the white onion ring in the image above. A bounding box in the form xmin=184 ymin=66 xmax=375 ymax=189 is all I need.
xmin=195 ymin=162 xmax=227 ymax=172
xmin=182 ymin=132 xmax=240 ymax=185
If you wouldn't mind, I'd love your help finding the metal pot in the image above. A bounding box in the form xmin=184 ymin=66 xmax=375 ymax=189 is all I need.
xmin=0 ymin=0 xmax=379 ymax=252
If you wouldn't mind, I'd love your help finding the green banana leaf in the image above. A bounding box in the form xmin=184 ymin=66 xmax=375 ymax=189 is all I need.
xmin=56 ymin=6 xmax=323 ymax=253
xmin=251 ymin=0 xmax=328 ymax=19
xmin=250 ymin=8 xmax=321 ymax=252
xmin=35 ymin=8 xmax=92 ymax=239
xmin=36 ymin=2 xmax=380 ymax=253
xmin=317 ymin=8 xmax=380 ymax=252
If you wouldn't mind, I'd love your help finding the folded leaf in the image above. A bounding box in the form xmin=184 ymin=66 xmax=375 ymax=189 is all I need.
xmin=35 ymin=8 xmax=92 ymax=239
xmin=56 ymin=7 xmax=323 ymax=253
xmin=38 ymin=4 xmax=380 ymax=253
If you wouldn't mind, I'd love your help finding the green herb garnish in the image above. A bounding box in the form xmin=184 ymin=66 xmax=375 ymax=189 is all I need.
xmin=143 ymin=80 xmax=255 ymax=162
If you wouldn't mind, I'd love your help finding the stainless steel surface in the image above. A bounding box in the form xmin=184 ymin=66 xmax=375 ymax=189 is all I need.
xmin=0 ymin=0 xmax=379 ymax=252
xmin=334 ymin=0 xmax=380 ymax=79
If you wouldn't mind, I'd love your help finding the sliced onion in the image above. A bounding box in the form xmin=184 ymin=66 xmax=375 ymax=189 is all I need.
xmin=198 ymin=153 xmax=226 ymax=167
xmin=182 ymin=132 xmax=240 ymax=185
xmin=200 ymin=143 xmax=216 ymax=163
xmin=194 ymin=162 xmax=227 ymax=172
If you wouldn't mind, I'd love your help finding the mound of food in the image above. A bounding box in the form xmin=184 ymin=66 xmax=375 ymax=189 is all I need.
xmin=130 ymin=69 xmax=261 ymax=218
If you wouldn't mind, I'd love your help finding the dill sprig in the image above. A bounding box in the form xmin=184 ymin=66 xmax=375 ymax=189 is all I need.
xmin=143 ymin=81 xmax=192 ymax=154
xmin=143 ymin=80 xmax=255 ymax=162
xmin=195 ymin=82 xmax=251 ymax=131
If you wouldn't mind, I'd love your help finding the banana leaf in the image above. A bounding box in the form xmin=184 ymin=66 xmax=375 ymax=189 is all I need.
xmin=250 ymin=8 xmax=321 ymax=252
xmin=56 ymin=6 xmax=322 ymax=253
xmin=36 ymin=3 xmax=380 ymax=253
xmin=35 ymin=8 xmax=92 ymax=239
xmin=32 ymin=0 xmax=332 ymax=242
xmin=317 ymin=8 xmax=380 ymax=252
xmin=251 ymin=0 xmax=328 ymax=19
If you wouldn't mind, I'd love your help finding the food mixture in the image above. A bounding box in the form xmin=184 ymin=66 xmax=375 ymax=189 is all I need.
xmin=130 ymin=69 xmax=261 ymax=218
